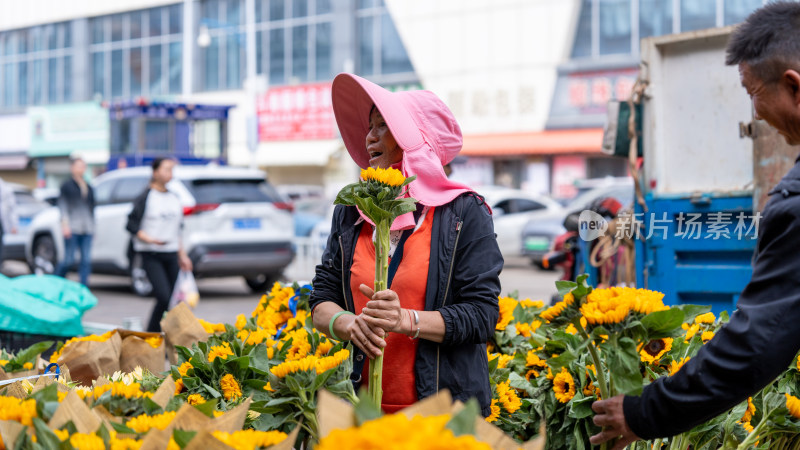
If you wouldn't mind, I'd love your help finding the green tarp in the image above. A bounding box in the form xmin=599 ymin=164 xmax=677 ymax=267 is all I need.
xmin=0 ymin=274 xmax=97 ymax=337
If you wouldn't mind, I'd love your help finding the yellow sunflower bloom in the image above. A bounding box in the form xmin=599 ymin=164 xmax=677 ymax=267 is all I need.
xmin=360 ymin=167 xmax=406 ymax=187
xmin=520 ymin=299 xmax=545 ymax=309
xmin=315 ymin=349 xmax=350 ymax=373
xmin=177 ymin=361 xmax=193 ymax=377
xmin=126 ymin=411 xmax=178 ymax=433
xmin=740 ymin=420 xmax=754 ymax=433
xmin=53 ymin=429 xmax=69 ymax=441
xmin=212 ymin=430 xmax=288 ymax=450
xmin=485 ymin=399 xmax=501 ymax=423
xmin=742 ymin=397 xmax=756 ymax=423
xmin=701 ymin=331 xmax=715 ymax=343
xmin=694 ymin=312 xmax=716 ymax=324
xmin=553 ymin=368 xmax=576 ymax=403
xmin=208 ymin=342 xmax=234 ymax=362
xmin=496 ymin=381 xmax=522 ymax=414
xmin=540 ymin=293 xmax=575 ymax=322
xmin=639 ymin=338 xmax=673 ymax=364
xmin=175 ymin=378 xmax=185 ymax=395
xmin=235 ymin=314 xmax=247 ymax=330
xmin=187 ymin=394 xmax=206 ymax=405
xmin=220 ymin=374 xmax=242 ymax=401
xmin=668 ymin=357 xmax=690 ymax=376
xmin=0 ymin=396 xmax=37 ymax=426
xmin=496 ymin=296 xmax=518 ymax=331
xmin=787 ymin=394 xmax=800 ymax=419
xmin=69 ymin=433 xmax=105 ymax=450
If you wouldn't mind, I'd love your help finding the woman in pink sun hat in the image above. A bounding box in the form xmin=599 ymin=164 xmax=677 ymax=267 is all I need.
xmin=310 ymin=73 xmax=504 ymax=416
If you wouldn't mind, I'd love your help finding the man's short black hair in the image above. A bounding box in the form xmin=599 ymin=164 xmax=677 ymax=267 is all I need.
xmin=726 ymin=1 xmax=800 ymax=83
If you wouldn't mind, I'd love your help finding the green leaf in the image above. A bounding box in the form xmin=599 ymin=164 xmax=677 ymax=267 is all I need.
xmin=641 ymin=308 xmax=685 ymax=339
xmin=568 ymin=395 xmax=595 ymax=420
xmin=354 ymin=388 xmax=382 ymax=425
xmin=110 ymin=422 xmax=138 ymax=435
xmin=32 ymin=417 xmax=63 ymax=450
xmin=142 ymin=397 xmax=163 ymax=415
xmin=8 ymin=341 xmax=53 ymax=369
xmin=605 ymin=337 xmax=643 ymax=396
xmin=555 ymin=281 xmax=578 ymax=297
xmin=253 ymin=412 xmax=291 ymax=431
xmin=547 ymin=351 xmax=577 ymax=372
xmin=446 ymin=398 xmax=479 ymax=436
xmin=173 ymin=430 xmax=198 ymax=448
xmin=193 ymin=398 xmax=219 ymax=418
xmin=675 ymin=304 xmax=712 ymax=324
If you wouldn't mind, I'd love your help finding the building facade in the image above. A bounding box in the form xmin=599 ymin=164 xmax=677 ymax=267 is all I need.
xmin=0 ymin=0 xmax=768 ymax=197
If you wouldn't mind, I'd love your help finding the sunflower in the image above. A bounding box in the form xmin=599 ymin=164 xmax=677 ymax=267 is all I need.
xmin=701 ymin=331 xmax=715 ymax=343
xmin=496 ymin=296 xmax=518 ymax=331
xmin=639 ymin=338 xmax=673 ymax=364
xmin=581 ymin=289 xmax=631 ymax=326
xmin=740 ymin=420 xmax=754 ymax=433
xmin=360 ymin=167 xmax=407 ymax=187
xmin=187 ymin=394 xmax=206 ymax=405
xmin=315 ymin=349 xmax=350 ymax=373
xmin=485 ymin=399 xmax=501 ymax=423
xmin=742 ymin=397 xmax=756 ymax=423
xmin=682 ymin=323 xmax=700 ymax=341
xmin=526 ymin=351 xmax=548 ymax=369
xmin=126 ymin=411 xmax=178 ymax=433
xmin=208 ymin=342 xmax=234 ymax=362
xmin=553 ymin=368 xmax=576 ymax=403
xmin=520 ymin=299 xmax=545 ymax=309
xmin=496 ymin=381 xmax=522 ymax=414
xmin=234 ymin=314 xmax=248 ymax=330
xmin=69 ymin=433 xmax=105 ymax=450
xmin=787 ymin=394 xmax=800 ymax=419
xmin=668 ymin=357 xmax=690 ymax=376
xmin=177 ymin=361 xmax=193 ymax=377
xmin=220 ymin=374 xmax=242 ymax=401
xmin=628 ymin=288 xmax=669 ymax=315
xmin=540 ymin=293 xmax=575 ymax=322
xmin=694 ymin=312 xmax=716 ymax=324
xmin=174 ymin=378 xmax=184 ymax=395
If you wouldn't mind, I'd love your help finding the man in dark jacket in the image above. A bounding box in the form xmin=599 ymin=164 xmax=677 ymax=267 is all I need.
xmin=55 ymin=158 xmax=95 ymax=286
xmin=591 ymin=3 xmax=800 ymax=448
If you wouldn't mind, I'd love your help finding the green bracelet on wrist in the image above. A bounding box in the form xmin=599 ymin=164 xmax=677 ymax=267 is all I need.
xmin=329 ymin=310 xmax=355 ymax=341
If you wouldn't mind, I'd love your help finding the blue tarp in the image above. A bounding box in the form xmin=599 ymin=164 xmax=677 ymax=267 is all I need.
xmin=0 ymin=274 xmax=97 ymax=337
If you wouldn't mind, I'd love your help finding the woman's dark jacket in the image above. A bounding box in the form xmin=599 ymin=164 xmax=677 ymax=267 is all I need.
xmin=309 ymin=193 xmax=503 ymax=416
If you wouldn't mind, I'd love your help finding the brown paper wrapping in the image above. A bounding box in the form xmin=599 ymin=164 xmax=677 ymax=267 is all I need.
xmin=1 ymin=381 xmax=29 ymax=399
xmin=0 ymin=420 xmax=25 ymax=449
xmin=117 ymin=329 xmax=166 ymax=374
xmin=160 ymin=303 xmax=209 ymax=364
xmin=58 ymin=331 xmax=122 ymax=386
xmin=48 ymin=390 xmax=101 ymax=434
xmin=209 ymin=398 xmax=252 ymax=433
xmin=151 ymin=377 xmax=176 ymax=410
xmin=317 ymin=389 xmax=546 ymax=449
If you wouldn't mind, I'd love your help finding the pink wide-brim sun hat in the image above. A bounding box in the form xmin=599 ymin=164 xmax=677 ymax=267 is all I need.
xmin=331 ymin=73 xmax=471 ymax=210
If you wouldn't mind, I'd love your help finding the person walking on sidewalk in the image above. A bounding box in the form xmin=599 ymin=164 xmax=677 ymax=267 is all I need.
xmin=126 ymin=157 xmax=192 ymax=332
xmin=55 ymin=158 xmax=95 ymax=286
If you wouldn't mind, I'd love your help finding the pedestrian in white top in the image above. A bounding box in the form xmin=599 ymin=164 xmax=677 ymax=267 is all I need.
xmin=125 ymin=157 xmax=192 ymax=332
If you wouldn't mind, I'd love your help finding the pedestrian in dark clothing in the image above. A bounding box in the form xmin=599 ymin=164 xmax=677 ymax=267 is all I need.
xmin=126 ymin=157 xmax=192 ymax=332
xmin=55 ymin=158 xmax=95 ymax=286
xmin=591 ymin=3 xmax=800 ymax=448
xmin=310 ymin=73 xmax=503 ymax=416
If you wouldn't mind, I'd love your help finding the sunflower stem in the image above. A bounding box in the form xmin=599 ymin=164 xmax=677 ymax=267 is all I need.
xmin=737 ymin=418 xmax=769 ymax=450
xmin=368 ymin=220 xmax=390 ymax=409
xmin=573 ymin=317 xmax=609 ymax=400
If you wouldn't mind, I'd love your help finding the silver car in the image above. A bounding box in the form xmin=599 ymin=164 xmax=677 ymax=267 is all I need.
xmin=25 ymin=165 xmax=295 ymax=295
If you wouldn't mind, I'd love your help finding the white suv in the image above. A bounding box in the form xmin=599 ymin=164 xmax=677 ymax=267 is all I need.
xmin=25 ymin=165 xmax=295 ymax=295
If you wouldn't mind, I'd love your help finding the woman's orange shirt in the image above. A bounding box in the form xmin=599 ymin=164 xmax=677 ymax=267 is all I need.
xmin=350 ymin=208 xmax=434 ymax=413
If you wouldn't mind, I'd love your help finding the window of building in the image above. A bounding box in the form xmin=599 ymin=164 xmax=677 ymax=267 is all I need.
xmin=199 ymin=0 xmax=245 ymax=91
xmin=89 ymin=4 xmax=183 ymax=100
xmin=356 ymin=0 xmax=414 ymax=79
xmin=570 ymin=0 xmax=766 ymax=61
xmin=250 ymin=0 xmax=334 ymax=88
xmin=0 ymin=21 xmax=74 ymax=109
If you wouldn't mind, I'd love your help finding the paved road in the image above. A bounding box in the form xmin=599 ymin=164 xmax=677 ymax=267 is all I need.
xmin=2 ymin=256 xmax=561 ymax=330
